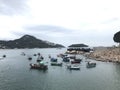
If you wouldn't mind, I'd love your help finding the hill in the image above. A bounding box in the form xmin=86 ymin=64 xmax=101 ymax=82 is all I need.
xmin=0 ymin=35 xmax=64 ymax=49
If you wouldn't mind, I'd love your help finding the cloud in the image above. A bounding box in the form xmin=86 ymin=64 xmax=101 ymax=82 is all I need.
xmin=25 ymin=25 xmax=73 ymax=33
xmin=0 ymin=0 xmax=28 ymax=15
xmin=0 ymin=0 xmax=119 ymax=46
xmin=10 ymin=24 xmax=117 ymax=46
xmin=24 ymin=25 xmax=75 ymax=38
xmin=3 ymin=25 xmax=116 ymax=47
xmin=101 ymin=18 xmax=119 ymax=24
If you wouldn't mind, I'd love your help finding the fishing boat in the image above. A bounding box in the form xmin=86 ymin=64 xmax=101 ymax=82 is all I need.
xmin=63 ymin=57 xmax=70 ymax=62
xmin=86 ymin=61 xmax=96 ymax=68
xmin=67 ymin=64 xmax=80 ymax=70
xmin=69 ymin=55 xmax=76 ymax=59
xmin=30 ymin=63 xmax=48 ymax=70
xmin=33 ymin=54 xmax=37 ymax=56
xmin=50 ymin=58 xmax=57 ymax=62
xmin=28 ymin=57 xmax=32 ymax=60
xmin=74 ymin=58 xmax=82 ymax=62
xmin=37 ymin=55 xmax=44 ymax=62
xmin=51 ymin=62 xmax=62 ymax=66
xmin=71 ymin=60 xmax=81 ymax=64
xmin=57 ymin=54 xmax=67 ymax=58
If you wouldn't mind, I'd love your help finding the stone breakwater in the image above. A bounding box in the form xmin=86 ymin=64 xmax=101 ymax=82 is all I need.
xmin=87 ymin=47 xmax=120 ymax=63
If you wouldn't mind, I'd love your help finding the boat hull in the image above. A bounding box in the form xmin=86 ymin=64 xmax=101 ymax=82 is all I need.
xmin=30 ymin=64 xmax=48 ymax=70
xmin=67 ymin=65 xmax=80 ymax=70
xmin=86 ymin=62 xmax=96 ymax=68
xmin=51 ymin=62 xmax=62 ymax=66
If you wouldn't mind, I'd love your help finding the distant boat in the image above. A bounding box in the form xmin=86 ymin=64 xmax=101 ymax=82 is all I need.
xmin=50 ymin=58 xmax=57 ymax=62
xmin=37 ymin=55 xmax=44 ymax=62
xmin=57 ymin=54 xmax=68 ymax=58
xmin=69 ymin=55 xmax=76 ymax=59
xmin=30 ymin=63 xmax=48 ymax=70
xmin=71 ymin=60 xmax=81 ymax=64
xmin=74 ymin=58 xmax=82 ymax=62
xmin=51 ymin=62 xmax=62 ymax=66
xmin=63 ymin=57 xmax=70 ymax=62
xmin=28 ymin=57 xmax=32 ymax=60
xmin=67 ymin=64 xmax=80 ymax=70
xmin=33 ymin=54 xmax=37 ymax=56
xmin=86 ymin=61 xmax=96 ymax=68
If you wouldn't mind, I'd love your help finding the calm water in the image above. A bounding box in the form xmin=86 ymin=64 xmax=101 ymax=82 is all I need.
xmin=0 ymin=48 xmax=120 ymax=90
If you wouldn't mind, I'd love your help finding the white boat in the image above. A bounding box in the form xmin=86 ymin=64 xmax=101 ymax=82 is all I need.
xmin=86 ymin=61 xmax=96 ymax=68
xmin=67 ymin=64 xmax=80 ymax=70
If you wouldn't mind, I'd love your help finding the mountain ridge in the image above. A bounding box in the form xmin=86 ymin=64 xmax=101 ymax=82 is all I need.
xmin=0 ymin=35 xmax=65 ymax=49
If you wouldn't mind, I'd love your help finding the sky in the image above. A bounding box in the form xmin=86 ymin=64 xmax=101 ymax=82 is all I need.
xmin=0 ymin=0 xmax=120 ymax=47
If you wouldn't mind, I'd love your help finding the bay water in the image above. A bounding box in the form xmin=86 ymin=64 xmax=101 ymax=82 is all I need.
xmin=0 ymin=48 xmax=120 ymax=90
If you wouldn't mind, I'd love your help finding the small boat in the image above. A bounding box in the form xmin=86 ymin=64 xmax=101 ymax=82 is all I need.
xmin=51 ymin=62 xmax=62 ymax=66
xmin=28 ymin=57 xmax=32 ymax=60
xmin=71 ymin=60 xmax=81 ymax=64
xmin=38 ymin=53 xmax=41 ymax=56
xmin=48 ymin=55 xmax=51 ymax=59
xmin=33 ymin=54 xmax=37 ymax=56
xmin=50 ymin=58 xmax=57 ymax=62
xmin=74 ymin=58 xmax=82 ymax=62
xmin=86 ymin=61 xmax=96 ymax=68
xmin=67 ymin=64 xmax=80 ymax=70
xmin=37 ymin=56 xmax=44 ymax=62
xmin=63 ymin=57 xmax=70 ymax=62
xmin=37 ymin=59 xmax=42 ymax=62
xmin=69 ymin=55 xmax=76 ymax=59
xmin=57 ymin=54 xmax=67 ymax=58
xmin=30 ymin=63 xmax=48 ymax=70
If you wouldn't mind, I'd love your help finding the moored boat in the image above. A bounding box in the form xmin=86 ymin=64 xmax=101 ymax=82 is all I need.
xmin=30 ymin=63 xmax=48 ymax=70
xmin=51 ymin=62 xmax=62 ymax=66
xmin=67 ymin=64 xmax=80 ymax=70
xmin=50 ymin=58 xmax=57 ymax=62
xmin=71 ymin=60 xmax=81 ymax=64
xmin=28 ymin=57 xmax=32 ymax=60
xmin=63 ymin=57 xmax=70 ymax=62
xmin=74 ymin=58 xmax=82 ymax=62
xmin=37 ymin=55 xmax=44 ymax=62
xmin=86 ymin=61 xmax=96 ymax=68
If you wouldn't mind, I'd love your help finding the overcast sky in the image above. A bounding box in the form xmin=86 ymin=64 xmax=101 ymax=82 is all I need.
xmin=0 ymin=0 xmax=120 ymax=47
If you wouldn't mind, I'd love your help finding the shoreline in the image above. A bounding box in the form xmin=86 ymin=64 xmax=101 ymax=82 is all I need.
xmin=86 ymin=47 xmax=120 ymax=63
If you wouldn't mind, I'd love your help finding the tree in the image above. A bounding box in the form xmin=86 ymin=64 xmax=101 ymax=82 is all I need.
xmin=113 ymin=31 xmax=120 ymax=55
xmin=113 ymin=31 xmax=120 ymax=43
